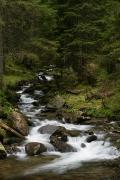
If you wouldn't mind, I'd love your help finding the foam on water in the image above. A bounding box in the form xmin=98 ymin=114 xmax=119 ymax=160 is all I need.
xmin=20 ymin=94 xmax=37 ymax=104
xmin=15 ymin=83 xmax=120 ymax=174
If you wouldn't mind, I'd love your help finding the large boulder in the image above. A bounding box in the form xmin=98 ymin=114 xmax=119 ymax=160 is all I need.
xmin=25 ymin=142 xmax=47 ymax=156
xmin=50 ymin=126 xmax=68 ymax=142
xmin=10 ymin=110 xmax=29 ymax=136
xmin=0 ymin=142 xmax=7 ymax=159
xmin=46 ymin=95 xmax=65 ymax=112
xmin=50 ymin=137 xmax=76 ymax=152
xmin=50 ymin=127 xmax=77 ymax=152
xmin=39 ymin=125 xmax=59 ymax=134
xmin=39 ymin=125 xmax=80 ymax=137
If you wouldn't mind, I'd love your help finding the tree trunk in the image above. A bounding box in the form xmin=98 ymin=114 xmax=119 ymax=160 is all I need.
xmin=0 ymin=120 xmax=25 ymax=139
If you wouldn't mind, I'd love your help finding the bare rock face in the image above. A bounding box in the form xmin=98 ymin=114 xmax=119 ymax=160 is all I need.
xmin=0 ymin=142 xmax=7 ymax=159
xmin=25 ymin=142 xmax=47 ymax=156
xmin=10 ymin=110 xmax=29 ymax=136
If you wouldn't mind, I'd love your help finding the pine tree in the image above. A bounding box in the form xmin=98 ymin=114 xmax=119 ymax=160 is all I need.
xmin=53 ymin=0 xmax=107 ymax=80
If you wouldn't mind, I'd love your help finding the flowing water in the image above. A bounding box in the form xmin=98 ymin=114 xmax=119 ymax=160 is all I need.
xmin=1 ymin=75 xmax=120 ymax=180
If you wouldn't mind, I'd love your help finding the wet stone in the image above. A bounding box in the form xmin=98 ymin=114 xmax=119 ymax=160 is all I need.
xmin=25 ymin=142 xmax=47 ymax=156
xmin=86 ymin=135 xmax=97 ymax=143
xmin=81 ymin=143 xmax=86 ymax=148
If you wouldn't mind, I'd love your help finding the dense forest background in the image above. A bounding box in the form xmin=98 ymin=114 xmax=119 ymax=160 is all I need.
xmin=0 ymin=0 xmax=120 ymax=119
xmin=0 ymin=0 xmax=120 ymax=75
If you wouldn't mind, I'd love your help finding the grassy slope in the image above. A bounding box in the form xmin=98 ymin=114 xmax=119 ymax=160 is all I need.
xmin=57 ymin=72 xmax=120 ymax=119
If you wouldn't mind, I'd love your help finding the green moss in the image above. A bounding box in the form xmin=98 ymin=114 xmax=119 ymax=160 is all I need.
xmin=4 ymin=73 xmax=34 ymax=87
xmin=86 ymin=107 xmax=113 ymax=118
xmin=0 ymin=90 xmax=13 ymax=118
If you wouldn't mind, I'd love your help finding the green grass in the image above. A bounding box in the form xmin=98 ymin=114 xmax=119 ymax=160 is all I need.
xmin=4 ymin=72 xmax=34 ymax=87
xmin=58 ymin=83 xmax=102 ymax=113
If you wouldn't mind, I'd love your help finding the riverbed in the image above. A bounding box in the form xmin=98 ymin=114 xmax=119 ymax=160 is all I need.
xmin=1 ymin=76 xmax=120 ymax=180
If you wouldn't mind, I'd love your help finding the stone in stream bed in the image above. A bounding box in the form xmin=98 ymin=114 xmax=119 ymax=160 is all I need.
xmin=38 ymin=125 xmax=59 ymax=135
xmin=50 ymin=126 xmax=68 ymax=143
xmin=25 ymin=142 xmax=47 ymax=156
xmin=50 ymin=136 xmax=76 ymax=153
xmin=50 ymin=127 xmax=77 ymax=152
xmin=39 ymin=125 xmax=80 ymax=137
xmin=6 ymin=145 xmax=21 ymax=154
xmin=81 ymin=143 xmax=86 ymax=148
xmin=39 ymin=125 xmax=80 ymax=152
xmin=86 ymin=135 xmax=97 ymax=143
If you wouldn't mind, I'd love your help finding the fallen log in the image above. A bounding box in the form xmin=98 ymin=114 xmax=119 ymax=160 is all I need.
xmin=0 ymin=120 xmax=25 ymax=139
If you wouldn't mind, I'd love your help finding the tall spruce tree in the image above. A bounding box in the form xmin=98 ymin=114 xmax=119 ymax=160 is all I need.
xmin=102 ymin=0 xmax=120 ymax=73
xmin=52 ymin=0 xmax=107 ymax=80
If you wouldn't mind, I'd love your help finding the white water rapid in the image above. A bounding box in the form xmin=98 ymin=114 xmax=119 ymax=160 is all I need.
xmin=15 ymin=77 xmax=120 ymax=175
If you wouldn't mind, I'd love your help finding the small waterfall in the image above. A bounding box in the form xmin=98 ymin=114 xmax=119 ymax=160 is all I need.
xmin=15 ymin=75 xmax=120 ymax=174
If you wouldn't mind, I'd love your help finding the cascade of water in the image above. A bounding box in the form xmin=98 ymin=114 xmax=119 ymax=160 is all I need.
xmin=15 ymin=76 xmax=120 ymax=173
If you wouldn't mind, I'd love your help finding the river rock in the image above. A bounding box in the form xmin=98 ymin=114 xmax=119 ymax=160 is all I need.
xmin=74 ymin=111 xmax=91 ymax=124
xmin=10 ymin=110 xmax=29 ymax=136
xmin=6 ymin=145 xmax=21 ymax=154
xmin=50 ymin=127 xmax=77 ymax=152
xmin=81 ymin=143 xmax=86 ymax=148
xmin=25 ymin=142 xmax=47 ymax=156
xmin=46 ymin=95 xmax=65 ymax=111
xmin=86 ymin=135 xmax=97 ymax=143
xmin=50 ymin=126 xmax=68 ymax=142
xmin=0 ymin=142 xmax=7 ymax=159
xmin=39 ymin=125 xmax=59 ymax=134
xmin=39 ymin=125 xmax=80 ymax=138
xmin=50 ymin=136 xmax=76 ymax=152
